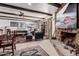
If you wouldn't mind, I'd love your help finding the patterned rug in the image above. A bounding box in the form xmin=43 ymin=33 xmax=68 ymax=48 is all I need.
xmin=0 ymin=46 xmax=49 ymax=56
xmin=14 ymin=46 xmax=49 ymax=56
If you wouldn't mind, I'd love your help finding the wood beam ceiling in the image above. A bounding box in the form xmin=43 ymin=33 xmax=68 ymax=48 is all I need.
xmin=0 ymin=3 xmax=52 ymax=16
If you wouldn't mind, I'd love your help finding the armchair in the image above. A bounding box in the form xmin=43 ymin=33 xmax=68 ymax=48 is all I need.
xmin=35 ymin=31 xmax=44 ymax=41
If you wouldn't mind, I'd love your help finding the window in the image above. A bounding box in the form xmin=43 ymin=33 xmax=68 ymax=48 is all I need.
xmin=10 ymin=22 xmax=18 ymax=27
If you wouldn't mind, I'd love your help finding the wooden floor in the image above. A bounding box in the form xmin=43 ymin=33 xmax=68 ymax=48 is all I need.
xmin=0 ymin=39 xmax=59 ymax=56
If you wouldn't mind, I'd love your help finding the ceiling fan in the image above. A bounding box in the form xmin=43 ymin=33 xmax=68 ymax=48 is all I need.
xmin=19 ymin=11 xmax=24 ymax=17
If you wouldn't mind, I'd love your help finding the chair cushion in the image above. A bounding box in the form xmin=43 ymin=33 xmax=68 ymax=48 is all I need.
xmin=1 ymin=40 xmax=12 ymax=46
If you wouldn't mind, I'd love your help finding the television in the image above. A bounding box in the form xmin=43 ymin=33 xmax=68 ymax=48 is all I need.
xmin=56 ymin=16 xmax=77 ymax=29
xmin=56 ymin=4 xmax=77 ymax=29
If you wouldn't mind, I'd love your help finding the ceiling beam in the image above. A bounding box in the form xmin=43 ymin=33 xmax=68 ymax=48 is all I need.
xmin=0 ymin=11 xmax=45 ymax=19
xmin=0 ymin=3 xmax=52 ymax=16
xmin=0 ymin=15 xmax=39 ymax=21
xmin=48 ymin=3 xmax=62 ymax=8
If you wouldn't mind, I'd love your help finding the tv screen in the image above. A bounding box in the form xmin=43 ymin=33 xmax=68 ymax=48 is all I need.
xmin=56 ymin=4 xmax=77 ymax=29
xmin=56 ymin=16 xmax=76 ymax=29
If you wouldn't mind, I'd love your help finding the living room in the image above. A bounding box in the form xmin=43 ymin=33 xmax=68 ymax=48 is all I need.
xmin=0 ymin=3 xmax=59 ymax=56
xmin=0 ymin=3 xmax=79 ymax=56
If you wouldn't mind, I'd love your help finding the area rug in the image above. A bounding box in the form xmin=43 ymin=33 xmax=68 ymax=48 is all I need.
xmin=14 ymin=46 xmax=49 ymax=56
xmin=0 ymin=46 xmax=49 ymax=56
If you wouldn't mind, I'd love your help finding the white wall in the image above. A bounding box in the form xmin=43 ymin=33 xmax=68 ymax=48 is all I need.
xmin=0 ymin=19 xmax=10 ymax=34
xmin=0 ymin=19 xmax=10 ymax=27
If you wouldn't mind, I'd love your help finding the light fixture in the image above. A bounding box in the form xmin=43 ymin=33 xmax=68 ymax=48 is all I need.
xmin=28 ymin=3 xmax=32 ymax=6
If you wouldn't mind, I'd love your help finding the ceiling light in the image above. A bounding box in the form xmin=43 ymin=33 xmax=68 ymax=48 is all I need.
xmin=28 ymin=3 xmax=32 ymax=6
